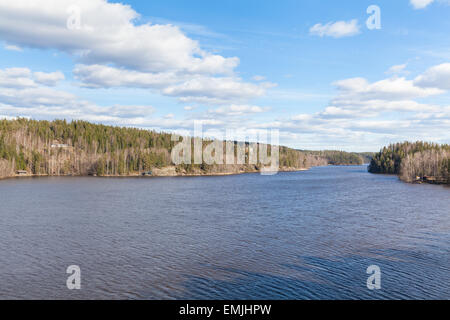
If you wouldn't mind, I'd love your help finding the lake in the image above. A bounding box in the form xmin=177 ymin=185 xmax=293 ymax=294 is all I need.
xmin=0 ymin=166 xmax=449 ymax=299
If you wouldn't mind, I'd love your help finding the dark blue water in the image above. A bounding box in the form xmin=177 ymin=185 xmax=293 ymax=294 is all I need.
xmin=0 ymin=166 xmax=449 ymax=299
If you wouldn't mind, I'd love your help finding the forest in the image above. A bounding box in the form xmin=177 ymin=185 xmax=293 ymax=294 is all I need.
xmin=304 ymin=150 xmax=373 ymax=165
xmin=0 ymin=119 xmax=374 ymax=179
xmin=368 ymin=141 xmax=450 ymax=184
xmin=0 ymin=118 xmax=331 ymax=178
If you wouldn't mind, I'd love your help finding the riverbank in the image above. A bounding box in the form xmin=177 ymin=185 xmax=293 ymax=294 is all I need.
xmin=0 ymin=166 xmax=310 ymax=181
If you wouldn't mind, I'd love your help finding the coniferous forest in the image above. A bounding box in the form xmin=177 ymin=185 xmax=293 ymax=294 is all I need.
xmin=0 ymin=119 xmax=375 ymax=179
xmin=5 ymin=119 xmax=448 ymax=185
xmin=303 ymin=150 xmax=374 ymax=165
xmin=368 ymin=142 xmax=450 ymax=184
xmin=0 ymin=118 xmax=356 ymax=178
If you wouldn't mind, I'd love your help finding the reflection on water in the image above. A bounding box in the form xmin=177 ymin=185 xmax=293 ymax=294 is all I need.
xmin=0 ymin=166 xmax=449 ymax=299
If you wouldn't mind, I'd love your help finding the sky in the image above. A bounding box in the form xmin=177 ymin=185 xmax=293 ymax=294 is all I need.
xmin=0 ymin=0 xmax=449 ymax=152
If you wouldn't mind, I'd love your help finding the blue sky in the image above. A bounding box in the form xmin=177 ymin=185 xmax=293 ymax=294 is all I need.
xmin=0 ymin=0 xmax=449 ymax=151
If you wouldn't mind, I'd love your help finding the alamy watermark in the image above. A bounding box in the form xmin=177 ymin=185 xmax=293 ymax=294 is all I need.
xmin=171 ymin=122 xmax=280 ymax=175
xmin=366 ymin=265 xmax=381 ymax=290
xmin=66 ymin=265 xmax=81 ymax=290
xmin=66 ymin=5 xmax=82 ymax=30
xmin=366 ymin=5 xmax=381 ymax=30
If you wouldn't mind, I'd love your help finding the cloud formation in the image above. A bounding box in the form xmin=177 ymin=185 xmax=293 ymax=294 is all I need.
xmin=0 ymin=68 xmax=64 ymax=88
xmin=73 ymin=64 xmax=270 ymax=104
xmin=410 ymin=0 xmax=434 ymax=9
xmin=4 ymin=44 xmax=22 ymax=52
xmin=162 ymin=77 xmax=273 ymax=105
xmin=0 ymin=0 xmax=271 ymax=106
xmin=208 ymin=105 xmax=269 ymax=117
xmin=0 ymin=66 xmax=270 ymax=134
xmin=1 ymin=63 xmax=450 ymax=151
xmin=309 ymin=20 xmax=360 ymax=38
xmin=0 ymin=0 xmax=237 ymax=74
xmin=250 ymin=63 xmax=450 ymax=151
xmin=34 ymin=71 xmax=65 ymax=86
xmin=414 ymin=63 xmax=450 ymax=90
xmin=0 ymin=0 xmax=448 ymax=151
xmin=0 ymin=67 xmax=156 ymax=125
xmin=386 ymin=64 xmax=409 ymax=75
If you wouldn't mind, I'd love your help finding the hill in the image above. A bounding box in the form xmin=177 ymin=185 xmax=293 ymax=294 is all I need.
xmin=0 ymin=118 xmax=330 ymax=178
xmin=0 ymin=119 xmax=378 ymax=179
xmin=303 ymin=150 xmax=374 ymax=166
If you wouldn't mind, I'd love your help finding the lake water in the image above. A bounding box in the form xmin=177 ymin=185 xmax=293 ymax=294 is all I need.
xmin=0 ymin=166 xmax=449 ymax=299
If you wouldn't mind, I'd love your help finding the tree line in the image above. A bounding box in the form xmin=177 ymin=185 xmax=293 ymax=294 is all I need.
xmin=0 ymin=118 xmax=174 ymax=177
xmin=304 ymin=150 xmax=374 ymax=165
xmin=368 ymin=141 xmax=450 ymax=184
xmin=0 ymin=119 xmax=315 ymax=177
xmin=0 ymin=119 xmax=375 ymax=178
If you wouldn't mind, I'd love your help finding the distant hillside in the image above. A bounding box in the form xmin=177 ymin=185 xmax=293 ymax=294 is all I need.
xmin=368 ymin=141 xmax=450 ymax=184
xmin=0 ymin=118 xmax=333 ymax=179
xmin=302 ymin=150 xmax=374 ymax=165
xmin=0 ymin=119 xmax=378 ymax=179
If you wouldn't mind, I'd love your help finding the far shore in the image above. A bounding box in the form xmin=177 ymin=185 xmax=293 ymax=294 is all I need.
xmin=0 ymin=166 xmax=311 ymax=181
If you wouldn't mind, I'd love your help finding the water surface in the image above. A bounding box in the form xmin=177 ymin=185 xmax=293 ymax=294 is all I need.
xmin=0 ymin=166 xmax=449 ymax=299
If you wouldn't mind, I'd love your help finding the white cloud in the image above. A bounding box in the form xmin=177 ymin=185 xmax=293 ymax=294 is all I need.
xmin=410 ymin=0 xmax=434 ymax=9
xmin=73 ymin=64 xmax=179 ymax=89
xmin=249 ymin=63 xmax=450 ymax=150
xmin=0 ymin=0 xmax=238 ymax=75
xmin=295 ymin=63 xmax=450 ymax=123
xmin=0 ymin=67 xmax=241 ymax=132
xmin=3 ymin=63 xmax=449 ymax=151
xmin=33 ymin=71 xmax=65 ymax=86
xmin=309 ymin=20 xmax=360 ymax=38
xmin=0 ymin=0 xmax=276 ymax=107
xmin=0 ymin=86 xmax=78 ymax=108
xmin=1 ymin=0 xmax=448 ymax=151
xmin=162 ymin=77 xmax=272 ymax=105
xmin=0 ymin=67 xmax=156 ymax=125
xmin=105 ymin=105 xmax=155 ymax=118
xmin=414 ymin=63 xmax=450 ymax=90
xmin=73 ymin=64 xmax=272 ymax=104
xmin=386 ymin=64 xmax=409 ymax=75
xmin=0 ymin=68 xmax=35 ymax=88
xmin=333 ymin=76 xmax=443 ymax=101
xmin=0 ymin=68 xmax=65 ymax=88
xmin=209 ymin=104 xmax=269 ymax=117
xmin=4 ymin=44 xmax=22 ymax=51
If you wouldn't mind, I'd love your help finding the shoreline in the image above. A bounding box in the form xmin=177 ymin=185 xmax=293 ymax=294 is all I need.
xmin=0 ymin=166 xmax=311 ymax=181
